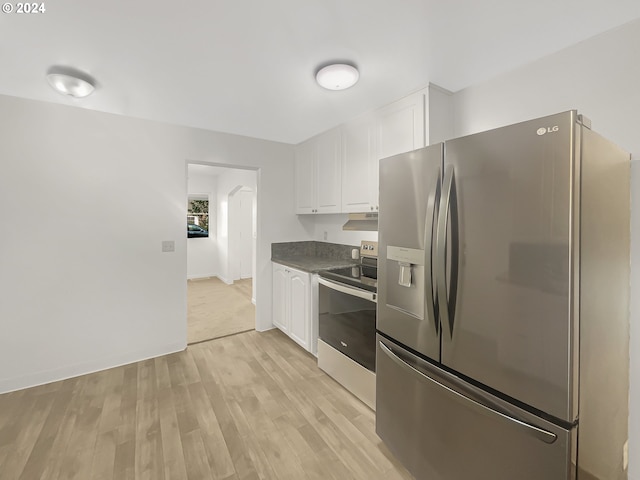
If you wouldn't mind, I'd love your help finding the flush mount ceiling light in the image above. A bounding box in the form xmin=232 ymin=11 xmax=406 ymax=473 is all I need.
xmin=315 ymin=63 xmax=359 ymax=91
xmin=46 ymin=67 xmax=95 ymax=98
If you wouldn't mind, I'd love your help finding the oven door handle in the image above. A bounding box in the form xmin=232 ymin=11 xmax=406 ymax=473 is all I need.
xmin=318 ymin=277 xmax=377 ymax=303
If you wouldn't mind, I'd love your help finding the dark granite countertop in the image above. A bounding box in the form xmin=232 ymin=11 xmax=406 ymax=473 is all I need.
xmin=271 ymin=255 xmax=357 ymax=273
xmin=271 ymin=241 xmax=358 ymax=273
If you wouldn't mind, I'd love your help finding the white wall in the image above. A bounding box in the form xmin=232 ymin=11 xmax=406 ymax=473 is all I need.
xmin=450 ymin=18 xmax=640 ymax=479
xmin=452 ymin=20 xmax=640 ymax=156
xmin=297 ymin=213 xmax=378 ymax=246
xmin=0 ymin=93 xmax=309 ymax=394
xmin=187 ymin=167 xmax=218 ymax=279
xmin=215 ymin=169 xmax=257 ymax=284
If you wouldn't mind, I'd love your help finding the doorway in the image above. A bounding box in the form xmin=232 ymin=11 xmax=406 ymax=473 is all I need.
xmin=186 ymin=163 xmax=257 ymax=344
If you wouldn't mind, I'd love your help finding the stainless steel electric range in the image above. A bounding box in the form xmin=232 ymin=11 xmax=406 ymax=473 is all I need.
xmin=317 ymin=240 xmax=378 ymax=410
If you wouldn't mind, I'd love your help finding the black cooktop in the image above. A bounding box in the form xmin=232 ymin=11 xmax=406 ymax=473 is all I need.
xmin=318 ymin=261 xmax=377 ymax=293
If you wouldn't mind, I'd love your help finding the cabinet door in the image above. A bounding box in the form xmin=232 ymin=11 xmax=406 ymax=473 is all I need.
xmin=373 ymin=91 xmax=426 ymax=210
xmin=315 ymin=128 xmax=342 ymax=213
xmin=288 ymin=270 xmax=310 ymax=350
xmin=342 ymin=119 xmax=375 ymax=213
xmin=370 ymin=154 xmax=380 ymax=212
xmin=295 ymin=140 xmax=316 ymax=214
xmin=375 ymin=91 xmax=426 ymax=160
xmin=272 ymin=263 xmax=289 ymax=333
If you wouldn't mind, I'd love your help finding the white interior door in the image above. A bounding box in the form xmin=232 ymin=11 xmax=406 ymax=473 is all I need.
xmin=239 ymin=190 xmax=253 ymax=279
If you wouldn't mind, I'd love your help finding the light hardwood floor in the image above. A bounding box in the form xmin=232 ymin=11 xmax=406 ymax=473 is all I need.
xmin=0 ymin=329 xmax=413 ymax=480
xmin=188 ymin=277 xmax=255 ymax=344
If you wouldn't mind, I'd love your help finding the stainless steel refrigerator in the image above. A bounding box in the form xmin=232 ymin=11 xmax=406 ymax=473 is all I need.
xmin=376 ymin=111 xmax=630 ymax=480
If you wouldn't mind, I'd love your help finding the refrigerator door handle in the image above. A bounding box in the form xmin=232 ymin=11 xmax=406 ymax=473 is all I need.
xmin=436 ymin=165 xmax=459 ymax=338
xmin=424 ymin=170 xmax=440 ymax=334
xmin=378 ymin=340 xmax=558 ymax=445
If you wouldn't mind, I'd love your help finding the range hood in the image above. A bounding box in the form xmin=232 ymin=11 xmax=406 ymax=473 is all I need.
xmin=342 ymin=213 xmax=378 ymax=231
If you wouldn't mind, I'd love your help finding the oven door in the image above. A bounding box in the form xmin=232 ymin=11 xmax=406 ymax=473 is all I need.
xmin=318 ymin=277 xmax=377 ymax=372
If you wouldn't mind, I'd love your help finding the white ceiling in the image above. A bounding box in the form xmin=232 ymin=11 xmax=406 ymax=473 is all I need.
xmin=2 ymin=0 xmax=640 ymax=144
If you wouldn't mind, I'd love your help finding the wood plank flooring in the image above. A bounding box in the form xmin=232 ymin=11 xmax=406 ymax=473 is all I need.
xmin=188 ymin=278 xmax=255 ymax=344
xmin=0 ymin=329 xmax=413 ymax=480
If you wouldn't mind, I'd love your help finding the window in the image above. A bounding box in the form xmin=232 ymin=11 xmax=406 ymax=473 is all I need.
xmin=187 ymin=196 xmax=209 ymax=238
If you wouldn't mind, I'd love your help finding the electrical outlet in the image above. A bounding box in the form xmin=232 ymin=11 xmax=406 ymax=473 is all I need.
xmin=162 ymin=240 xmax=175 ymax=253
xmin=623 ymin=440 xmax=628 ymax=470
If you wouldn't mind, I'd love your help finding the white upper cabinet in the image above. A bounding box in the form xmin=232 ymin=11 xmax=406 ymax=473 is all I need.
xmin=341 ymin=116 xmax=375 ymax=213
xmin=296 ymin=88 xmax=432 ymax=214
xmin=427 ymin=84 xmax=455 ymax=145
xmin=295 ymin=127 xmax=342 ymax=214
xmin=315 ymin=128 xmax=342 ymax=213
xmin=341 ymin=90 xmax=427 ymax=213
xmin=375 ymin=90 xmax=426 ymax=159
xmin=294 ymin=139 xmax=316 ymax=214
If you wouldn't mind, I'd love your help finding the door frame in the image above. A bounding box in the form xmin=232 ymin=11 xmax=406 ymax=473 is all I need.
xmin=186 ymin=160 xmax=259 ymax=331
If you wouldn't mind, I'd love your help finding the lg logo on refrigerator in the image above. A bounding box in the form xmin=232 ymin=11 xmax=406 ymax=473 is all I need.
xmin=536 ymin=126 xmax=559 ymax=136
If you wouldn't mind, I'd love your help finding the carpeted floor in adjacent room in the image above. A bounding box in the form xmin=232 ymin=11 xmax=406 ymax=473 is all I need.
xmin=187 ymin=277 xmax=255 ymax=344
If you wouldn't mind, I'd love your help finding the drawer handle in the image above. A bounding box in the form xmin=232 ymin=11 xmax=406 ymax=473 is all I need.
xmin=379 ymin=341 xmax=557 ymax=444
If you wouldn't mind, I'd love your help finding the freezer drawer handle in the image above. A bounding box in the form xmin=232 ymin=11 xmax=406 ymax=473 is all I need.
xmin=378 ymin=341 xmax=557 ymax=445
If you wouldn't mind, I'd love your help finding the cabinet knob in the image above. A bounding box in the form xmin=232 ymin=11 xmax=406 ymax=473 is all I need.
xmin=376 ymin=206 xmax=379 ymax=210
xmin=370 ymin=206 xmax=373 ymax=211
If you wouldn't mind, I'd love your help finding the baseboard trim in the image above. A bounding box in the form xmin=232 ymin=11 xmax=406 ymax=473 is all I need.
xmin=0 ymin=340 xmax=186 ymax=395
xmin=256 ymin=325 xmax=276 ymax=333
xmin=187 ymin=273 xmax=217 ymax=280
xmin=216 ymin=275 xmax=233 ymax=285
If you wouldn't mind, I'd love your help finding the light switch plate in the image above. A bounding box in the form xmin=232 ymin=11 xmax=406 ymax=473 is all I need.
xmin=162 ymin=240 xmax=175 ymax=253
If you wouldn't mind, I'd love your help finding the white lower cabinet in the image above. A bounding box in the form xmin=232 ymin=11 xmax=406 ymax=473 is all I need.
xmin=272 ymin=262 xmax=318 ymax=355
